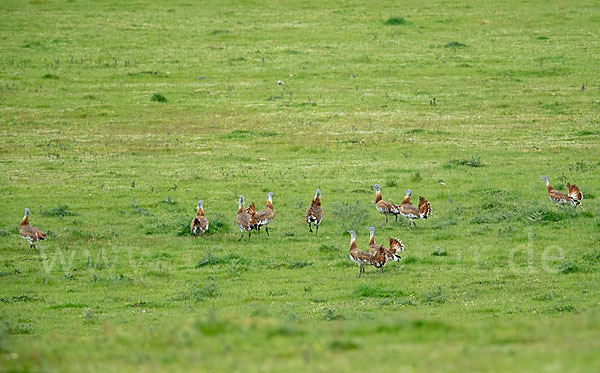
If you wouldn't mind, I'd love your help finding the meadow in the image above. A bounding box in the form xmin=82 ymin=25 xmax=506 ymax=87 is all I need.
xmin=1 ymin=0 xmax=599 ymax=371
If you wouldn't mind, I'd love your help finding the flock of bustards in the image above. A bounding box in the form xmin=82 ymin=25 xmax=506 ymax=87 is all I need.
xmin=19 ymin=176 xmax=583 ymax=277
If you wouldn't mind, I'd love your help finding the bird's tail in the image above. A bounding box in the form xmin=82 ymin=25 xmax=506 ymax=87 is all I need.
xmin=418 ymin=197 xmax=432 ymax=219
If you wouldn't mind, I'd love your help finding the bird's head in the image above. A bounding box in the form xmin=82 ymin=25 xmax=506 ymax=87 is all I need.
xmin=198 ymin=200 xmax=204 ymax=208
xmin=541 ymin=176 xmax=549 ymax=185
xmin=371 ymin=184 xmax=381 ymax=192
xmin=405 ymin=189 xmax=412 ymax=197
xmin=24 ymin=208 xmax=30 ymax=217
xmin=315 ymin=189 xmax=321 ymax=198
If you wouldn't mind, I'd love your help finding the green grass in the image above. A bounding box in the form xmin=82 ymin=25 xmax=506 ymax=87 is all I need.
xmin=1 ymin=0 xmax=600 ymax=371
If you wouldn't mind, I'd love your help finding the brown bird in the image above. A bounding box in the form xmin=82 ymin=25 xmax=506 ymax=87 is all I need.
xmin=235 ymin=196 xmax=254 ymax=241
xmin=255 ymin=192 xmax=275 ymax=236
xmin=348 ymin=230 xmax=384 ymax=278
xmin=542 ymin=176 xmax=582 ymax=206
xmin=398 ymin=189 xmax=431 ymax=228
xmin=19 ymin=208 xmax=47 ymax=254
xmin=305 ymin=188 xmax=323 ymax=234
xmin=190 ymin=200 xmax=209 ymax=236
xmin=368 ymin=227 xmax=403 ymax=272
xmin=371 ymin=184 xmax=400 ymax=223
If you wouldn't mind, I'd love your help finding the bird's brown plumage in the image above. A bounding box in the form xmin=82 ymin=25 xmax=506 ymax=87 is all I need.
xmin=190 ymin=201 xmax=209 ymax=235
xmin=543 ymin=176 xmax=582 ymax=206
xmin=19 ymin=209 xmax=46 ymax=252
xmin=305 ymin=189 xmax=323 ymax=233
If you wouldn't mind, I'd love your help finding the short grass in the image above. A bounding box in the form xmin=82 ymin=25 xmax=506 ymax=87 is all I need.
xmin=1 ymin=0 xmax=599 ymax=371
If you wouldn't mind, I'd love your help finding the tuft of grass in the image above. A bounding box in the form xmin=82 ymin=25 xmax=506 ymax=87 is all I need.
xmin=444 ymin=41 xmax=466 ymax=48
xmin=191 ymin=282 xmax=219 ymax=301
xmin=385 ymin=178 xmax=397 ymax=187
xmin=288 ymin=261 xmax=311 ymax=269
xmin=42 ymin=73 xmax=59 ymax=79
xmin=411 ymin=172 xmax=422 ymax=182
xmin=324 ymin=308 xmax=344 ymax=321
xmin=151 ymin=93 xmax=167 ymax=102
xmin=558 ymin=260 xmax=578 ymax=274
xmin=332 ymin=200 xmax=369 ymax=231
xmin=330 ymin=339 xmax=359 ymax=351
xmin=196 ymin=250 xmax=244 ymax=267
xmin=353 ymin=284 xmax=404 ymax=298
xmin=448 ymin=154 xmax=483 ymax=167
xmin=82 ymin=308 xmax=97 ymax=324
xmin=423 ymin=286 xmax=447 ymax=304
xmin=431 ymin=248 xmax=447 ymax=256
xmin=384 ymin=16 xmax=408 ymax=25
xmin=40 ymin=205 xmax=78 ymax=218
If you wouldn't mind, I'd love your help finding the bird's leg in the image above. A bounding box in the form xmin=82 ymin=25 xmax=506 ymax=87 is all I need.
xmin=27 ymin=244 xmax=33 ymax=255
xmin=248 ymin=231 xmax=251 ymax=242
xmin=395 ymin=215 xmax=398 ymax=222
xmin=316 ymin=225 xmax=319 ymax=235
xmin=265 ymin=225 xmax=269 ymax=237
xmin=238 ymin=230 xmax=244 ymax=242
xmin=308 ymin=222 xmax=312 ymax=233
xmin=385 ymin=215 xmax=388 ymax=223
xmin=380 ymin=267 xmax=384 ymax=274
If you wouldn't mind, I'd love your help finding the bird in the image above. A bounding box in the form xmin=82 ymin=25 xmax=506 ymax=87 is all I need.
xmin=255 ymin=192 xmax=275 ymax=236
xmin=348 ymin=230 xmax=384 ymax=278
xmin=398 ymin=189 xmax=432 ymax=228
xmin=541 ymin=176 xmax=582 ymax=206
xmin=19 ymin=208 xmax=46 ymax=254
xmin=367 ymin=227 xmax=403 ymax=273
xmin=305 ymin=188 xmax=323 ymax=234
xmin=190 ymin=200 xmax=209 ymax=236
xmin=371 ymin=184 xmax=400 ymax=223
xmin=235 ymin=196 xmax=254 ymax=241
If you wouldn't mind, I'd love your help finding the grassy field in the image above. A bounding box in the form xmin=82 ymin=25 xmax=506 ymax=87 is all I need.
xmin=1 ymin=0 xmax=600 ymax=371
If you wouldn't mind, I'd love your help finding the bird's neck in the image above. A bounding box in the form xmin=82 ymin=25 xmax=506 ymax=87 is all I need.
xmin=238 ymin=204 xmax=245 ymax=213
xmin=401 ymin=194 xmax=411 ymax=205
xmin=266 ymin=200 xmax=273 ymax=210
xmin=197 ymin=207 xmax=204 ymax=217
xmin=369 ymin=234 xmax=375 ymax=246
xmin=21 ymin=216 xmax=29 ymax=226
xmin=349 ymin=238 xmax=357 ymax=251
xmin=313 ymin=197 xmax=321 ymax=206
xmin=546 ymin=184 xmax=554 ymax=192
xmin=375 ymin=191 xmax=382 ymax=203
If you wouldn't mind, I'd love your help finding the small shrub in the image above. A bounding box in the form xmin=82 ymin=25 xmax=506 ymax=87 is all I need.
xmin=558 ymin=260 xmax=578 ymax=274
xmin=353 ymin=284 xmax=404 ymax=298
xmin=431 ymin=218 xmax=457 ymax=230
xmin=431 ymin=248 xmax=447 ymax=256
xmin=288 ymin=261 xmax=311 ymax=269
xmin=332 ymin=200 xmax=369 ymax=231
xmin=449 ymin=154 xmax=482 ymax=167
xmin=319 ymin=244 xmax=337 ymax=253
xmin=384 ymin=16 xmax=407 ymax=25
xmin=151 ymin=93 xmax=167 ymax=102
xmin=191 ymin=282 xmax=219 ymax=301
xmin=41 ymin=205 xmax=78 ymax=218
xmin=330 ymin=340 xmax=359 ymax=351
xmin=423 ymin=286 xmax=446 ymax=304
xmin=130 ymin=198 xmax=152 ymax=216
xmin=444 ymin=41 xmax=466 ymax=48
xmin=411 ymin=172 xmax=422 ymax=182
xmin=161 ymin=195 xmax=176 ymax=205
xmin=324 ymin=308 xmax=344 ymax=321
xmin=82 ymin=308 xmax=97 ymax=324
xmin=385 ymin=178 xmax=397 ymax=187
xmin=403 ymin=256 xmax=418 ymax=264
xmin=196 ymin=250 xmax=244 ymax=267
